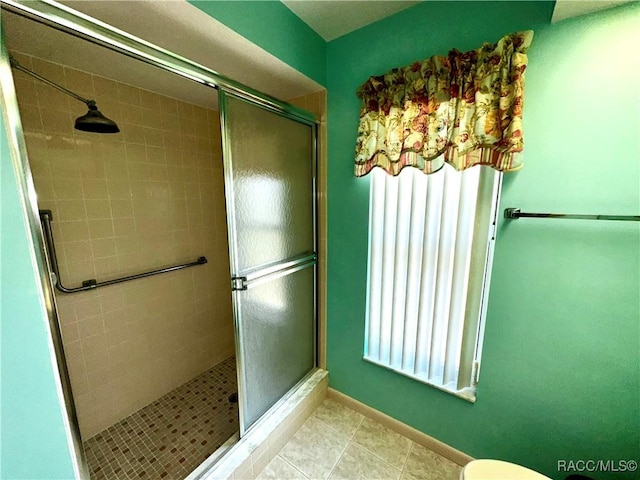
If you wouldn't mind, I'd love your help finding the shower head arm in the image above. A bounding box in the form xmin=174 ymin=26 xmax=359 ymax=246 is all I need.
xmin=9 ymin=55 xmax=95 ymax=107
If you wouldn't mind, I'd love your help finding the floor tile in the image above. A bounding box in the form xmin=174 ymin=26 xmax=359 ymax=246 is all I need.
xmin=257 ymin=455 xmax=309 ymax=480
xmin=352 ymin=417 xmax=411 ymax=469
xmin=403 ymin=443 xmax=462 ymax=480
xmin=312 ymin=398 xmax=364 ymax=438
xmin=83 ymin=356 xmax=238 ymax=480
xmin=279 ymin=417 xmax=350 ymax=479
xmin=328 ymin=443 xmax=401 ymax=480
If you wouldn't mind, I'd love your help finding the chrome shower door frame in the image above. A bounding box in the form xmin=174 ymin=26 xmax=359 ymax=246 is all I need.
xmin=219 ymin=88 xmax=318 ymax=436
xmin=0 ymin=27 xmax=88 ymax=480
xmin=0 ymin=0 xmax=319 ymax=478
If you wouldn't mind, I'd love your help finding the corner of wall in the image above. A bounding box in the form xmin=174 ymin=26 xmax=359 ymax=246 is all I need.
xmin=187 ymin=0 xmax=328 ymax=87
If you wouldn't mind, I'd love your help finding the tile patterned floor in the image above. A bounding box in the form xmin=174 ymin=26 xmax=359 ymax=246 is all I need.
xmin=257 ymin=398 xmax=462 ymax=480
xmin=84 ymin=356 xmax=238 ymax=480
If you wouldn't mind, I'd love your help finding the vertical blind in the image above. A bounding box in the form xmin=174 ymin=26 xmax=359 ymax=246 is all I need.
xmin=364 ymin=163 xmax=501 ymax=400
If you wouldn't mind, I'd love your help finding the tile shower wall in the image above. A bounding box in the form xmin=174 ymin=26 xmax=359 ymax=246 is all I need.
xmin=288 ymin=91 xmax=327 ymax=368
xmin=11 ymin=52 xmax=235 ymax=439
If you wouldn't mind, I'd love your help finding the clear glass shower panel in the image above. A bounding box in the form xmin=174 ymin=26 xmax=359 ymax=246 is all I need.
xmin=223 ymin=95 xmax=314 ymax=272
xmin=238 ymin=265 xmax=315 ymax=429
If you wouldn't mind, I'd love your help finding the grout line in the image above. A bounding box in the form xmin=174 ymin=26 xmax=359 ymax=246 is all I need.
xmin=327 ymin=388 xmax=472 ymax=467
xmin=310 ymin=397 xmax=366 ymax=441
xmin=348 ymin=417 xmax=412 ymax=475
xmin=309 ymin=412 xmax=362 ymax=442
xmin=324 ymin=436 xmax=351 ymax=480
xmin=275 ymin=454 xmax=310 ymax=480
xmin=353 ymin=412 xmax=365 ymax=432
xmin=400 ymin=440 xmax=414 ymax=477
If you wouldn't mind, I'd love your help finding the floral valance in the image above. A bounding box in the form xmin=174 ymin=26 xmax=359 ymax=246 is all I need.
xmin=355 ymin=31 xmax=534 ymax=177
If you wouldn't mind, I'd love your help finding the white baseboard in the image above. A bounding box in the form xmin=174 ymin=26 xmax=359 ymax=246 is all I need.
xmin=327 ymin=387 xmax=473 ymax=467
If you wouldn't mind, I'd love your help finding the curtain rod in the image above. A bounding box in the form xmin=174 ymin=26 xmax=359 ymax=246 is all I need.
xmin=504 ymin=208 xmax=640 ymax=222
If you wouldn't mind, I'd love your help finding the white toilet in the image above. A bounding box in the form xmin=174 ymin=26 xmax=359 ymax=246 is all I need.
xmin=460 ymin=459 xmax=552 ymax=480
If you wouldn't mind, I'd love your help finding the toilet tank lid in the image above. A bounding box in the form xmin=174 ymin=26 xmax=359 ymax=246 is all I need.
xmin=461 ymin=459 xmax=552 ymax=480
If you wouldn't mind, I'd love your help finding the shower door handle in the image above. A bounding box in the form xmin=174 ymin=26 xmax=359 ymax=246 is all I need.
xmin=231 ymin=253 xmax=316 ymax=292
xmin=231 ymin=276 xmax=248 ymax=291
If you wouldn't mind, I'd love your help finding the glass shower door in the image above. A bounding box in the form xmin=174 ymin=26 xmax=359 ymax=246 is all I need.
xmin=219 ymin=91 xmax=317 ymax=433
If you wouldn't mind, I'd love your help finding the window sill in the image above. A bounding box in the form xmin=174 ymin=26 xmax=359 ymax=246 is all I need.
xmin=363 ymin=356 xmax=477 ymax=403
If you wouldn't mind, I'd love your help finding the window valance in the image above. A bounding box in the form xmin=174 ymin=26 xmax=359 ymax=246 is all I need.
xmin=355 ymin=31 xmax=534 ymax=177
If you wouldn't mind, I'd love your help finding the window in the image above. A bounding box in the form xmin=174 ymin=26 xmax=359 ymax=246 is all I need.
xmin=364 ymin=163 xmax=502 ymax=401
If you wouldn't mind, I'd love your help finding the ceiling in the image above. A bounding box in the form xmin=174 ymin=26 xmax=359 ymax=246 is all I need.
xmin=551 ymin=0 xmax=631 ymax=22
xmin=2 ymin=1 xmax=322 ymax=110
xmin=282 ymin=0 xmax=633 ymax=40
xmin=282 ymin=1 xmax=421 ymax=41
xmin=2 ymin=0 xmax=632 ymax=109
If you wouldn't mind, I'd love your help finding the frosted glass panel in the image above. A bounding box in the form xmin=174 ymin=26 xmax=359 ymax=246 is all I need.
xmin=224 ymin=95 xmax=314 ymax=272
xmin=238 ymin=265 xmax=315 ymax=429
xmin=222 ymin=92 xmax=317 ymax=434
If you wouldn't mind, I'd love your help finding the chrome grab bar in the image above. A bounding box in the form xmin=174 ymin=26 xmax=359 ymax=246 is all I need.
xmin=39 ymin=210 xmax=207 ymax=293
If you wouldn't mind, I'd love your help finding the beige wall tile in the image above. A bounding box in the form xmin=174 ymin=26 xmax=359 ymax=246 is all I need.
xmin=53 ymin=177 xmax=83 ymax=200
xmin=82 ymin=179 xmax=109 ymax=199
xmin=84 ymin=349 xmax=110 ymax=376
xmin=59 ymin=220 xmax=90 ymax=243
xmin=93 ymin=256 xmax=120 ymax=279
xmin=64 ymin=67 xmax=95 ymax=99
xmin=85 ymin=199 xmax=112 ymax=220
xmin=120 ymin=104 xmax=144 ymax=125
xmin=117 ymin=83 xmax=141 ymax=105
xmin=109 ymin=199 xmax=133 ymax=218
xmin=145 ymin=145 xmax=166 ymax=164
xmin=30 ymin=57 xmax=64 ymax=83
xmin=91 ymin=238 xmax=117 ymax=259
xmin=107 ymin=180 xmax=132 ymax=200
xmin=92 ymin=76 xmax=119 ymax=100
xmin=288 ymin=90 xmax=327 ymax=368
xmin=40 ymin=108 xmax=74 ymax=136
xmin=125 ymin=143 xmax=146 ymax=163
xmin=13 ymin=51 xmax=235 ymax=441
xmin=64 ymin=240 xmax=93 ymax=264
xmin=18 ymin=104 xmax=43 ymax=131
xmin=81 ymin=158 xmax=107 ymax=181
xmin=176 ymin=100 xmax=193 ymax=119
xmin=122 ymin=123 xmax=145 ymax=144
xmin=159 ymin=96 xmax=177 ymax=116
xmin=143 ymin=127 xmax=164 ymax=147
xmin=74 ymin=296 xmax=103 ymax=320
xmin=33 ymin=178 xmax=55 ymax=202
xmin=61 ymin=322 xmax=80 ymax=344
xmin=13 ymin=77 xmax=38 ymax=106
xmin=88 ymin=219 xmax=115 ymax=240
xmin=139 ymin=90 xmax=161 ymax=111
xmin=56 ymin=199 xmax=87 ymax=222
xmin=65 ymin=261 xmax=96 ymax=285
xmin=105 ymin=159 xmax=128 ymax=180
xmin=163 ymin=114 xmax=180 ymax=133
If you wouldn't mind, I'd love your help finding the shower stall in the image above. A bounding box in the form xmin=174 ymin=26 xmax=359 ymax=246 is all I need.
xmin=0 ymin=1 xmax=322 ymax=479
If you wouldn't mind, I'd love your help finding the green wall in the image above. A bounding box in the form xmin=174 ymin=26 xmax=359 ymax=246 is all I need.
xmin=0 ymin=111 xmax=76 ymax=476
xmin=2 ymin=2 xmax=639 ymax=479
xmin=188 ymin=0 xmax=327 ymax=86
xmin=326 ymin=2 xmax=640 ymax=479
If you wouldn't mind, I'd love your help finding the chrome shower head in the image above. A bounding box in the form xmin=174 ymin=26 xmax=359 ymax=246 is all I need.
xmin=10 ymin=56 xmax=120 ymax=134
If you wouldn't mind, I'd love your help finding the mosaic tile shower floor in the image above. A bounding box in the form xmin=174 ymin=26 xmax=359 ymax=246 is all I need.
xmin=84 ymin=356 xmax=238 ymax=480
